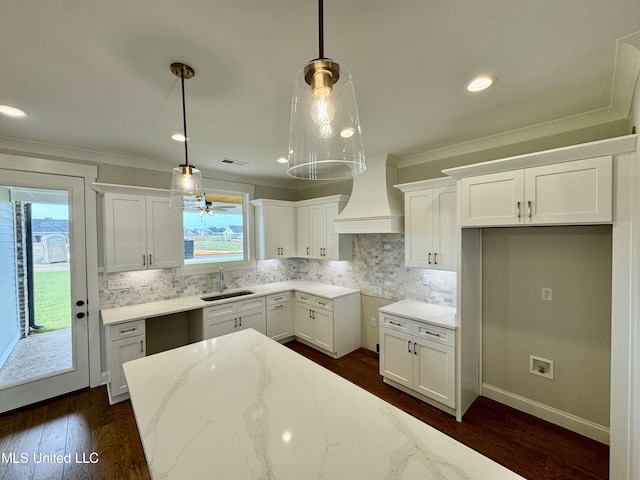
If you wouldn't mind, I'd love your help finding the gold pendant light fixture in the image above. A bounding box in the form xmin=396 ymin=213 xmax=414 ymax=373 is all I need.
xmin=169 ymin=62 xmax=204 ymax=209
xmin=287 ymin=0 xmax=366 ymax=180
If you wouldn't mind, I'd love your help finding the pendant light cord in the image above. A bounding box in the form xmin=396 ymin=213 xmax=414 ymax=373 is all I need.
xmin=318 ymin=0 xmax=324 ymax=59
xmin=180 ymin=66 xmax=189 ymax=167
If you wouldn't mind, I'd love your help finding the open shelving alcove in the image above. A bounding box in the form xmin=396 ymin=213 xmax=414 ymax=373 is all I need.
xmin=443 ymin=135 xmax=639 ymax=480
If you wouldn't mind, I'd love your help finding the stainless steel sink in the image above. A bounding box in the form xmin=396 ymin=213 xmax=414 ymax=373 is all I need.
xmin=200 ymin=290 xmax=254 ymax=301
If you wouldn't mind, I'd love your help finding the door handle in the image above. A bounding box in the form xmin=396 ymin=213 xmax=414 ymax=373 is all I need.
xmin=140 ymin=340 xmax=144 ymax=353
xmin=428 ymin=252 xmax=432 ymax=264
xmin=142 ymin=255 xmax=146 ymax=266
xmin=413 ymin=342 xmax=417 ymax=355
xmin=407 ymin=340 xmax=411 ymax=353
xmin=527 ymin=200 xmax=532 ymax=218
xmin=234 ymin=317 xmax=237 ymax=328
xmin=238 ymin=316 xmax=242 ymax=327
xmin=516 ymin=201 xmax=521 ymax=218
xmin=434 ymin=252 xmax=438 ymax=264
xmin=149 ymin=254 xmax=152 ymax=265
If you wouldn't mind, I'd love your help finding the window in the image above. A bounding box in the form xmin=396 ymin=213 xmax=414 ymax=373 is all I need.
xmin=182 ymin=190 xmax=252 ymax=271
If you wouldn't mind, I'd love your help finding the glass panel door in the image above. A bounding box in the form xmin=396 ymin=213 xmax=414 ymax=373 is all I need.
xmin=0 ymin=170 xmax=88 ymax=413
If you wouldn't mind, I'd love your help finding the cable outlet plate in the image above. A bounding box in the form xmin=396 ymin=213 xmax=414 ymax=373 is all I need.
xmin=529 ymin=355 xmax=554 ymax=379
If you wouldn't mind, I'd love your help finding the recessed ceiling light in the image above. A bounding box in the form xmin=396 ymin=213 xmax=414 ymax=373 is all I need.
xmin=466 ymin=75 xmax=496 ymax=92
xmin=277 ymin=157 xmax=288 ymax=164
xmin=0 ymin=105 xmax=29 ymax=118
xmin=171 ymin=133 xmax=188 ymax=142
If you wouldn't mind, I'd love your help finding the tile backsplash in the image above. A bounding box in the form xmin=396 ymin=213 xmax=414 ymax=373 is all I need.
xmin=99 ymin=234 xmax=456 ymax=309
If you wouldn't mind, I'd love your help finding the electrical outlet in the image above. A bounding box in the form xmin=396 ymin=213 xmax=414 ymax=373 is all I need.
xmin=140 ymin=276 xmax=149 ymax=287
xmin=541 ymin=287 xmax=553 ymax=301
xmin=529 ymin=355 xmax=554 ymax=379
xmin=422 ymin=273 xmax=431 ymax=286
xmin=108 ymin=279 xmax=130 ymax=290
xmin=370 ymin=317 xmax=377 ymax=327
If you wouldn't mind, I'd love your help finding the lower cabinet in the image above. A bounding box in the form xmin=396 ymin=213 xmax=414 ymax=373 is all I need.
xmin=266 ymin=292 xmax=294 ymax=342
xmin=105 ymin=319 xmax=146 ymax=405
xmin=379 ymin=312 xmax=456 ymax=410
xmin=189 ymin=296 xmax=266 ymax=341
xmin=294 ymin=291 xmax=360 ymax=358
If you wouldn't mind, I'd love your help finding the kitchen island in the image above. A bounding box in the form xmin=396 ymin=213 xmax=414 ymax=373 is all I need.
xmin=124 ymin=329 xmax=523 ymax=479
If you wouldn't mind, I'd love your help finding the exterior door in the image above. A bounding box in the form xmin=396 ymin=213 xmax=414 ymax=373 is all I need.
xmin=0 ymin=170 xmax=89 ymax=413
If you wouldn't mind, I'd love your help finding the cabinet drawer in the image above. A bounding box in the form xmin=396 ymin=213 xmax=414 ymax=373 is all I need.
xmin=267 ymin=291 xmax=290 ymax=305
xmin=413 ymin=321 xmax=455 ymax=347
xmin=295 ymin=292 xmax=314 ymax=305
xmin=203 ymin=302 xmax=237 ymax=319
xmin=313 ymin=297 xmax=332 ymax=311
xmin=238 ymin=296 xmax=265 ymax=312
xmin=379 ymin=313 xmax=411 ymax=334
xmin=110 ymin=320 xmax=145 ymax=341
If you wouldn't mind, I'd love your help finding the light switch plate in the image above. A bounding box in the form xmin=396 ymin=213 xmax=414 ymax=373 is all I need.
xmin=108 ymin=279 xmax=130 ymax=290
xmin=541 ymin=287 xmax=552 ymax=301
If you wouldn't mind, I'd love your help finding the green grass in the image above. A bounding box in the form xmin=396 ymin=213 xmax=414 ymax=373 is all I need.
xmin=33 ymin=270 xmax=71 ymax=333
xmin=191 ymin=238 xmax=244 ymax=252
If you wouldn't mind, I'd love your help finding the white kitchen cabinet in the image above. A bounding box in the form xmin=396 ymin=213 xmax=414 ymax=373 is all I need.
xmin=297 ymin=195 xmax=352 ymax=260
xmin=379 ymin=303 xmax=456 ymax=412
xmin=105 ymin=319 xmax=146 ymax=404
xmin=188 ymin=296 xmax=266 ymax=341
xmin=251 ymin=199 xmax=296 ymax=259
xmin=104 ymin=193 xmax=182 ymax=272
xmin=266 ymin=292 xmax=294 ymax=342
xmin=396 ymin=179 xmax=457 ymax=270
xmin=293 ymin=291 xmax=359 ymax=358
xmin=459 ymin=156 xmax=613 ymax=227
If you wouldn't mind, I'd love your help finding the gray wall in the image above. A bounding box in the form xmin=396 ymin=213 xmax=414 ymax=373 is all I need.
xmin=481 ymin=226 xmax=612 ymax=426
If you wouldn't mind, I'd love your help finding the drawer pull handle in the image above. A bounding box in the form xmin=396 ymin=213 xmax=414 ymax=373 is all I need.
xmin=234 ymin=318 xmax=237 ymax=328
xmin=120 ymin=327 xmax=137 ymax=334
xmin=274 ymin=296 xmax=283 ymax=301
xmin=238 ymin=316 xmax=242 ymax=327
xmin=425 ymin=330 xmax=441 ymax=337
xmin=140 ymin=340 xmax=144 ymax=353
xmin=388 ymin=321 xmax=403 ymax=327
xmin=317 ymin=301 xmax=326 ymax=306
xmin=142 ymin=255 xmax=146 ymax=266
xmin=274 ymin=304 xmax=284 ymax=309
xmin=407 ymin=340 xmax=411 ymax=353
xmin=149 ymin=254 xmax=152 ymax=265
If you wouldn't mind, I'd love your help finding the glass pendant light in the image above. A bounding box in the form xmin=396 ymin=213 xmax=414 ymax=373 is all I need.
xmin=169 ymin=63 xmax=204 ymax=209
xmin=287 ymin=0 xmax=366 ymax=180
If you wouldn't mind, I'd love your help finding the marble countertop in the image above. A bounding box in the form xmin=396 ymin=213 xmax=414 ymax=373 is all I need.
xmin=101 ymin=281 xmax=360 ymax=326
xmin=379 ymin=299 xmax=457 ymax=329
xmin=124 ymin=329 xmax=523 ymax=480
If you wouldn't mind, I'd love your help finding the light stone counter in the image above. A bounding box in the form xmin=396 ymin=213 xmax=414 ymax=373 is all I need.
xmin=124 ymin=328 xmax=524 ymax=480
xmin=101 ymin=281 xmax=360 ymax=326
xmin=379 ymin=299 xmax=457 ymax=329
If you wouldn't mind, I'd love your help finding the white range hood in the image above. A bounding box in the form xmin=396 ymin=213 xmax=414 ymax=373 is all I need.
xmin=334 ymin=154 xmax=404 ymax=234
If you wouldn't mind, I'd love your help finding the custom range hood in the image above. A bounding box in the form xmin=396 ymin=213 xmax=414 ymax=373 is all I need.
xmin=334 ymin=154 xmax=404 ymax=233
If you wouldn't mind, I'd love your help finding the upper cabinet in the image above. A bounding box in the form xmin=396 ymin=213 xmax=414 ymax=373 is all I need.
xmin=103 ymin=193 xmax=183 ymax=272
xmin=452 ymin=156 xmax=613 ymax=227
xmin=251 ymin=199 xmax=296 ymax=259
xmin=253 ymin=196 xmax=351 ymax=261
xmin=395 ymin=178 xmax=457 ymax=271
xmin=299 ymin=196 xmax=352 ymax=261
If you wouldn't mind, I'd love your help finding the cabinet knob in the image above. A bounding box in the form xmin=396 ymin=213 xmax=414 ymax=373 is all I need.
xmin=76 ymin=300 xmax=85 ymax=307
xmin=76 ymin=312 xmax=85 ymax=319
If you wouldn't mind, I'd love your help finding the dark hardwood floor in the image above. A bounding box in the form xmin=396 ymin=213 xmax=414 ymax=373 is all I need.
xmin=0 ymin=341 xmax=608 ymax=480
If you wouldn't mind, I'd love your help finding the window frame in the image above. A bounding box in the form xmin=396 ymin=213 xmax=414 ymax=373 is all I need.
xmin=178 ymin=179 xmax=255 ymax=275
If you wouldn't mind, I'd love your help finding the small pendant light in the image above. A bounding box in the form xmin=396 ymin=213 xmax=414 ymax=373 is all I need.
xmin=169 ymin=63 xmax=204 ymax=209
xmin=287 ymin=0 xmax=366 ymax=180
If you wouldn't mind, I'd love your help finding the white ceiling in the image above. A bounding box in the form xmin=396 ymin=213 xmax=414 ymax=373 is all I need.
xmin=2 ymin=1 xmax=640 ymax=188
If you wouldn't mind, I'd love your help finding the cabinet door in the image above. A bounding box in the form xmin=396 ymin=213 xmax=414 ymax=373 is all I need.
xmin=267 ymin=303 xmax=293 ymax=341
xmin=297 ymin=206 xmax=310 ymax=257
xmin=524 ymin=156 xmax=612 ymax=225
xmin=413 ymin=338 xmax=455 ymax=408
xmin=322 ymin=203 xmax=342 ymax=260
xmin=104 ymin=194 xmax=147 ymax=272
xmin=203 ymin=315 xmax=237 ymax=340
xmin=263 ymin=205 xmax=281 ymax=259
xmin=309 ymin=204 xmax=326 ymax=258
xmin=404 ymin=189 xmax=434 ymax=267
xmin=110 ymin=335 xmax=145 ymax=397
xmin=278 ymin=206 xmax=296 ymax=258
xmin=146 ymin=196 xmax=183 ymax=269
xmin=313 ymin=307 xmax=333 ymax=352
xmin=294 ymin=302 xmax=314 ymax=342
xmin=432 ymin=186 xmax=457 ymax=271
xmin=379 ymin=327 xmax=413 ymax=388
xmin=238 ymin=308 xmax=266 ymax=335
xmin=460 ymin=170 xmax=524 ymax=227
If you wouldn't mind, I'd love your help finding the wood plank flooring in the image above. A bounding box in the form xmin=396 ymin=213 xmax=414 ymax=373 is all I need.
xmin=0 ymin=341 xmax=608 ymax=480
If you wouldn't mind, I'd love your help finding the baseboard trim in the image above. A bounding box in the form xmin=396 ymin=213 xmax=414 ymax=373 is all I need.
xmin=482 ymin=383 xmax=609 ymax=445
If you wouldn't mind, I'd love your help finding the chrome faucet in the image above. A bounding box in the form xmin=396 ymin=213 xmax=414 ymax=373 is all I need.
xmin=219 ymin=267 xmax=227 ymax=292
